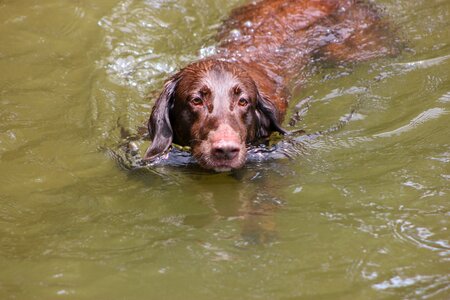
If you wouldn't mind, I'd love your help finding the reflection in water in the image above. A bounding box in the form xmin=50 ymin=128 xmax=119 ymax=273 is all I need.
xmin=186 ymin=172 xmax=285 ymax=246
xmin=111 ymin=139 xmax=297 ymax=246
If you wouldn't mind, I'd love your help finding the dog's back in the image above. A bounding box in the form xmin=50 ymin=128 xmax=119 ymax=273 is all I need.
xmin=217 ymin=0 xmax=400 ymax=85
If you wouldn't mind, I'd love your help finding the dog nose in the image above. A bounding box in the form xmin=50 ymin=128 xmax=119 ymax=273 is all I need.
xmin=212 ymin=141 xmax=240 ymax=160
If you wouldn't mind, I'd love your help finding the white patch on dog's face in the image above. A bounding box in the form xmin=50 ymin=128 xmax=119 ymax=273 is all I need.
xmin=201 ymin=68 xmax=241 ymax=116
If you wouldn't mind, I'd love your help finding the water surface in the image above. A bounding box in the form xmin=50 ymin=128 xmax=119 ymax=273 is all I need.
xmin=0 ymin=0 xmax=449 ymax=299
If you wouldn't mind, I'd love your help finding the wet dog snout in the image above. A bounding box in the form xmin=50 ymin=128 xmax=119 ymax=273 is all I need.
xmin=212 ymin=140 xmax=240 ymax=160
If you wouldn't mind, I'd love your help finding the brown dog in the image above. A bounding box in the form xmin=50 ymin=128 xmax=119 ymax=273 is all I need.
xmin=143 ymin=0 xmax=399 ymax=171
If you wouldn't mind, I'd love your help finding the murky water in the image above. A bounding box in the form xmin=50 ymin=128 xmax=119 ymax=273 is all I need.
xmin=1 ymin=0 xmax=449 ymax=299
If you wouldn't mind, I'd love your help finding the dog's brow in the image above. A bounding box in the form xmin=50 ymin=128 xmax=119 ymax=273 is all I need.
xmin=199 ymin=86 xmax=211 ymax=96
xmin=232 ymin=85 xmax=242 ymax=95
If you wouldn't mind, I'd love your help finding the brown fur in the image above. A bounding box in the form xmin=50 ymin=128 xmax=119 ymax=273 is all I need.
xmin=144 ymin=0 xmax=399 ymax=171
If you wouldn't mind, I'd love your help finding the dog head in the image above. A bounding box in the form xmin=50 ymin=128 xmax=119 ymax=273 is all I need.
xmin=144 ymin=59 xmax=286 ymax=171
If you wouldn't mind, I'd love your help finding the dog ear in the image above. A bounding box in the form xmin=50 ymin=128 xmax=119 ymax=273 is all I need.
xmin=144 ymin=75 xmax=180 ymax=160
xmin=255 ymin=91 xmax=287 ymax=138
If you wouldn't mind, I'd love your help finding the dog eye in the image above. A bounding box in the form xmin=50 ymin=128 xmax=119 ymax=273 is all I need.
xmin=238 ymin=98 xmax=249 ymax=106
xmin=190 ymin=97 xmax=203 ymax=106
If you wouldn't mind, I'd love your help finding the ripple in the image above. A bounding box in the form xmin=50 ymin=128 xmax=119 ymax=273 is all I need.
xmin=374 ymin=107 xmax=447 ymax=138
xmin=392 ymin=54 xmax=450 ymax=71
xmin=55 ymin=5 xmax=86 ymax=38
xmin=438 ymin=91 xmax=450 ymax=103
xmin=373 ymin=274 xmax=450 ymax=299
xmin=391 ymin=219 xmax=450 ymax=256
xmin=97 ymin=0 xmax=242 ymax=96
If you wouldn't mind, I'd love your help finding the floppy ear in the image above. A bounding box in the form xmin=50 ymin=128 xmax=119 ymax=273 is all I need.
xmin=144 ymin=75 xmax=180 ymax=160
xmin=255 ymin=91 xmax=288 ymax=138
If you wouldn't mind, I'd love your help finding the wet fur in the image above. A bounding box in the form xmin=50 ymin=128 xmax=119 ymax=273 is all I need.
xmin=144 ymin=0 xmax=399 ymax=170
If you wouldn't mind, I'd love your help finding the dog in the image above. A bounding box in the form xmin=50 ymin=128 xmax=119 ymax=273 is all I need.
xmin=143 ymin=0 xmax=399 ymax=172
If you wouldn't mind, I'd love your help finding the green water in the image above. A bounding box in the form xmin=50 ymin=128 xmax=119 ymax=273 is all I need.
xmin=0 ymin=0 xmax=449 ymax=299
